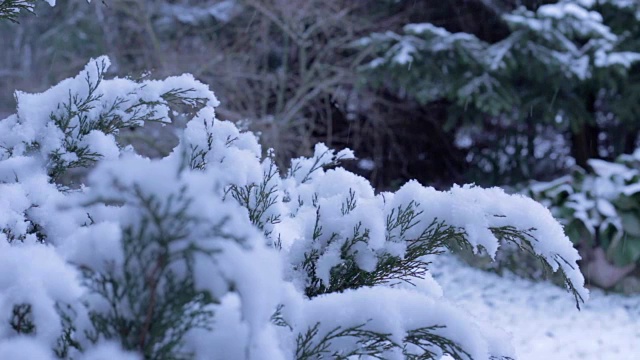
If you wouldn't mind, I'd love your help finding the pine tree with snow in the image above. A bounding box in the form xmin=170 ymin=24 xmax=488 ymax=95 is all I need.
xmin=360 ymin=0 xmax=640 ymax=181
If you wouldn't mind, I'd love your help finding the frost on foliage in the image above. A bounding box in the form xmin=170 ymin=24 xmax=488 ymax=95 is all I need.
xmin=0 ymin=55 xmax=588 ymax=360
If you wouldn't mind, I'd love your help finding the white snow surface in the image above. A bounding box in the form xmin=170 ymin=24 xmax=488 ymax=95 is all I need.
xmin=434 ymin=256 xmax=640 ymax=360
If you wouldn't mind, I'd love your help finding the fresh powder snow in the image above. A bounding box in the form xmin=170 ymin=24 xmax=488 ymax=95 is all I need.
xmin=434 ymin=255 xmax=639 ymax=360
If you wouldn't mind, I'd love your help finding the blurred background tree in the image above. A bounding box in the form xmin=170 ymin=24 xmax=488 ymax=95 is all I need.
xmin=3 ymin=0 xmax=639 ymax=188
xmin=363 ymin=0 xmax=640 ymax=186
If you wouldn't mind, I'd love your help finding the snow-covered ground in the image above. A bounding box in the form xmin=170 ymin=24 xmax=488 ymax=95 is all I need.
xmin=433 ymin=256 xmax=640 ymax=360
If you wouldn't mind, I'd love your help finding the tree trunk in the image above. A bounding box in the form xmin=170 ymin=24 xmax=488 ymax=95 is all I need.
xmin=571 ymin=93 xmax=599 ymax=170
xmin=571 ymin=123 xmax=599 ymax=170
xmin=624 ymin=129 xmax=639 ymax=155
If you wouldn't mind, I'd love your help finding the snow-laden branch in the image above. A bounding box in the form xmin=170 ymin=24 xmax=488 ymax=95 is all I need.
xmin=0 ymin=56 xmax=587 ymax=359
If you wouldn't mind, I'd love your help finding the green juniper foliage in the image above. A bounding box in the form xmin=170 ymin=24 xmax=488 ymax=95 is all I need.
xmin=10 ymin=303 xmax=35 ymax=334
xmin=227 ymin=153 xmax=282 ymax=236
xmin=45 ymin=59 xmax=210 ymax=181
xmin=295 ymin=322 xmax=397 ymax=360
xmin=403 ymin=325 xmax=471 ymax=360
xmin=81 ymin=184 xmax=219 ymax=360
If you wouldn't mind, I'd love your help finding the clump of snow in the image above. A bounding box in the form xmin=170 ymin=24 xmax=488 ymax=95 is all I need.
xmin=595 ymin=51 xmax=640 ymax=68
xmin=0 ymin=244 xmax=83 ymax=347
xmin=539 ymin=2 xmax=602 ymax=22
xmin=296 ymin=286 xmax=515 ymax=360
xmin=357 ymin=158 xmax=375 ymax=170
xmin=79 ymin=343 xmax=139 ymax=360
xmin=0 ymin=337 xmax=56 ymax=359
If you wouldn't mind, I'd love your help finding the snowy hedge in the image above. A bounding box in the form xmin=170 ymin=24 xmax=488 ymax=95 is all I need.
xmin=0 ymin=56 xmax=588 ymax=359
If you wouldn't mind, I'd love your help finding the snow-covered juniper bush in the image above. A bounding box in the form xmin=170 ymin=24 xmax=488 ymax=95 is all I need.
xmin=0 ymin=54 xmax=589 ymax=360
xmin=0 ymin=2 xmax=588 ymax=359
